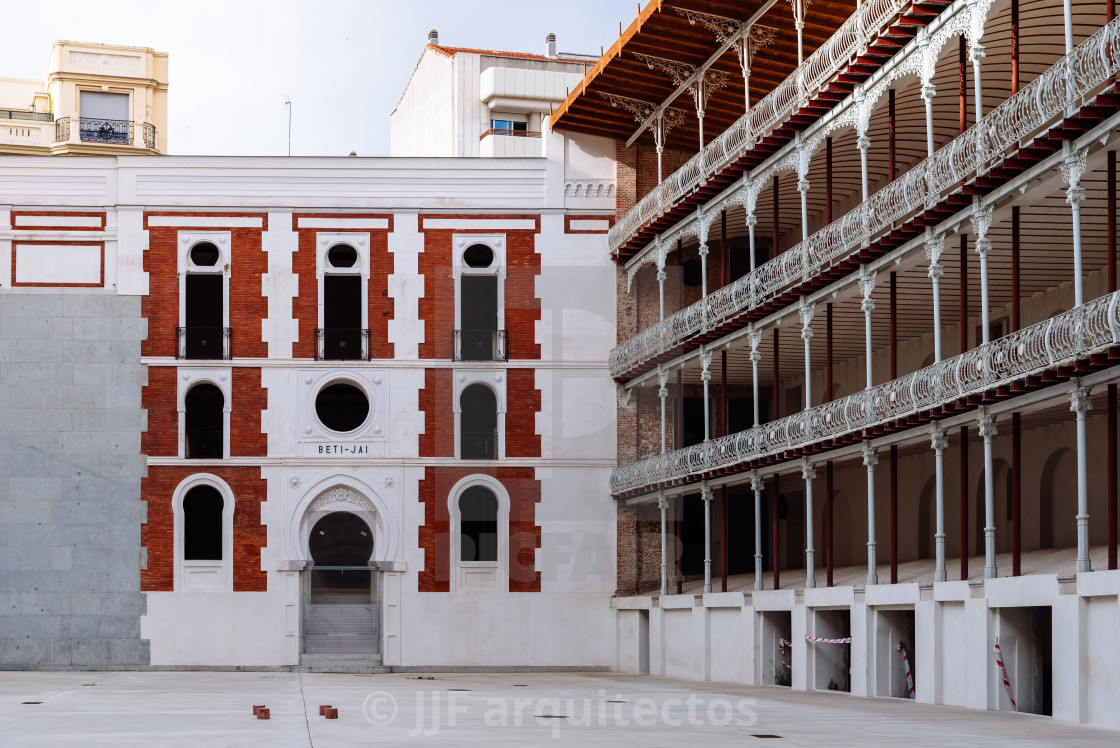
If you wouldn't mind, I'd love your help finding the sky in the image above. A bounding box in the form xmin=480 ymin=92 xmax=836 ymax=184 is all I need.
xmin=0 ymin=0 xmax=640 ymax=157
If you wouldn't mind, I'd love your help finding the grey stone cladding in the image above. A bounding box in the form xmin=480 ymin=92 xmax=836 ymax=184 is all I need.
xmin=0 ymin=292 xmax=149 ymax=668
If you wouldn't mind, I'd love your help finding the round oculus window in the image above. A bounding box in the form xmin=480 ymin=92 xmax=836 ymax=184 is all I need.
xmin=327 ymin=244 xmax=358 ymax=268
xmin=314 ymin=382 xmax=370 ymax=433
xmin=190 ymin=242 xmax=220 ymax=267
xmin=463 ymin=244 xmax=494 ymax=269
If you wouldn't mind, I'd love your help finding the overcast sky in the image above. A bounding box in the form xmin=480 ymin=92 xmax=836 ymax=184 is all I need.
xmin=0 ymin=0 xmax=638 ymax=156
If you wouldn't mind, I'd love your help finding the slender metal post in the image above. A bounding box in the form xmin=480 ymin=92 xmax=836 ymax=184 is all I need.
xmin=922 ymin=83 xmax=936 ymax=158
xmin=928 ymin=232 xmax=944 ymax=362
xmin=773 ymin=474 xmax=781 ymax=590
xmin=858 ymin=135 xmax=870 ymax=204
xmin=721 ymin=486 xmax=728 ymax=592
xmin=1012 ymin=412 xmax=1021 ymax=576
xmin=1072 ymin=382 xmax=1093 ymax=573
xmin=888 ymin=88 xmax=896 ymax=182
xmin=1066 ymin=148 xmax=1087 ymax=307
xmin=751 ymin=471 xmax=764 ymax=590
xmin=747 ymin=210 xmax=758 ymax=272
xmin=960 ymin=235 xmax=968 ymax=354
xmin=960 ymin=425 xmax=969 ymax=579
xmin=750 ymin=328 xmax=762 ymax=428
xmin=773 ymin=176 xmax=780 ymax=257
xmin=931 ymin=425 xmax=948 ymax=582
xmin=803 ymin=458 xmax=817 ymax=589
xmin=1012 ymin=208 xmax=1020 ymax=332
xmin=659 ymin=494 xmax=669 ymax=596
xmin=826 ymin=460 xmax=834 ymax=587
xmin=773 ymin=328 xmax=780 ymax=422
xmin=973 ymin=208 xmax=993 ymax=344
xmin=825 ymin=304 xmax=833 ymax=402
xmin=658 ymin=369 xmax=669 ymax=454
xmin=979 ymin=408 xmax=998 ymax=579
xmin=800 ymin=299 xmax=815 ymax=409
xmin=702 ymin=484 xmax=713 ymax=593
xmin=701 ymin=350 xmax=712 ymax=442
xmin=826 ymin=136 xmax=833 ymax=223
xmin=864 ymin=442 xmax=879 ymax=585
xmin=860 ymin=267 xmax=876 ymax=389
xmin=798 ymin=174 xmax=810 ymax=244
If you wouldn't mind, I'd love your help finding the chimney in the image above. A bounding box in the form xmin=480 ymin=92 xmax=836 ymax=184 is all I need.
xmin=545 ymin=33 xmax=557 ymax=59
xmin=428 ymin=29 xmax=439 ymax=45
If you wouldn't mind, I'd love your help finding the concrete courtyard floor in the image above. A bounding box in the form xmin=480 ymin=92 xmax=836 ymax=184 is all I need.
xmin=1 ymin=671 xmax=1118 ymax=747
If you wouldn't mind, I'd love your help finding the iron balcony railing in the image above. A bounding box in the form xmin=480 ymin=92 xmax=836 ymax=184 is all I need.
xmin=461 ymin=430 xmax=498 ymax=460
xmin=185 ymin=430 xmax=223 ymax=459
xmin=454 ymin=329 xmax=507 ymax=361
xmin=609 ymin=17 xmax=1120 ymax=379
xmin=611 ymin=290 xmax=1120 ymax=496
xmin=316 ymin=328 xmax=371 ymax=361
xmin=55 ymin=117 xmax=69 ymax=142
xmin=607 ymin=0 xmax=919 ymax=254
xmin=176 ymin=327 xmax=233 ymax=360
xmin=0 ymin=109 xmax=52 ymax=122
xmin=78 ymin=117 xmax=132 ymax=144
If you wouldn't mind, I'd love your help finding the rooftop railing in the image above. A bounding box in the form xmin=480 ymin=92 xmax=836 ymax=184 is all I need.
xmin=607 ymin=0 xmax=919 ymax=254
xmin=611 ymin=289 xmax=1120 ymax=496
xmin=609 ymin=16 xmax=1120 ymax=379
xmin=0 ymin=108 xmax=52 ymax=122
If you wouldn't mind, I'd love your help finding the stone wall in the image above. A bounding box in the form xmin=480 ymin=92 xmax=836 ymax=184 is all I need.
xmin=0 ymin=292 xmax=149 ymax=668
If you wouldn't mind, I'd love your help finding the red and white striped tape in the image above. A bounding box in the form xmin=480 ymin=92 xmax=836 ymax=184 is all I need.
xmin=897 ymin=641 xmax=915 ymax=697
xmin=805 ymin=636 xmax=852 ymax=644
xmin=778 ymin=638 xmax=792 ymax=653
xmin=993 ymin=641 xmax=1017 ymax=711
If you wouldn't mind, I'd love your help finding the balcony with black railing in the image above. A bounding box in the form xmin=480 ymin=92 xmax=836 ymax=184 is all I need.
xmin=1 ymin=108 xmax=52 ymax=122
xmin=176 ymin=327 xmax=232 ymax=360
xmin=53 ymin=117 xmax=157 ymax=149
xmin=316 ymin=328 xmax=371 ymax=361
xmin=454 ymin=329 xmax=507 ymax=362
xmin=460 ymin=430 xmax=498 ymax=460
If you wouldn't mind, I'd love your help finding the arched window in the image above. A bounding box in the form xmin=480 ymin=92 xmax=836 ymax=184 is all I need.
xmin=184 ymin=383 xmax=224 ymax=459
xmin=319 ymin=243 xmax=368 ymax=360
xmin=459 ymin=486 xmax=498 ymax=562
xmin=183 ymin=485 xmax=223 ymax=561
xmin=456 ymin=243 xmax=504 ymax=361
xmin=181 ymin=242 xmax=229 ymax=360
xmin=460 ymin=384 xmax=497 ymax=459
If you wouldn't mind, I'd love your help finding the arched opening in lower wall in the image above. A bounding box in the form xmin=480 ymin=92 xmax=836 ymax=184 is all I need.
xmin=1039 ymin=447 xmax=1076 ymax=550
xmin=917 ymin=477 xmax=936 ymax=561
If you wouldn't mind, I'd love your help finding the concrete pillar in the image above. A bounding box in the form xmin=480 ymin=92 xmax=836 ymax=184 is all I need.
xmin=1072 ymin=382 xmax=1093 ymax=572
xmin=864 ymin=442 xmax=879 ymax=585
xmin=932 ymin=424 xmax=949 ymax=582
xmin=803 ymin=458 xmax=817 ymax=589
xmin=979 ymin=409 xmax=998 ymax=579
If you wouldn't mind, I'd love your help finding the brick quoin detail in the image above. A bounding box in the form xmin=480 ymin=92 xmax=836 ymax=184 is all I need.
xmin=141 ymin=213 xmax=269 ymax=359
xmin=418 ymin=368 xmax=454 ymax=458
xmin=416 ymin=214 xmax=541 ymax=361
xmin=417 ymin=466 xmax=541 ymax=593
xmin=141 ymin=465 xmax=267 ymax=592
xmin=505 ymin=368 xmax=540 ymax=458
xmin=230 ymin=367 xmax=267 ymax=457
xmin=142 ymin=366 xmax=178 ymax=457
xmin=291 ymin=213 xmax=394 ymax=359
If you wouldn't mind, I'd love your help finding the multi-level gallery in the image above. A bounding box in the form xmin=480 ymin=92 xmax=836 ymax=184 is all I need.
xmin=3 ymin=0 xmax=1120 ymax=733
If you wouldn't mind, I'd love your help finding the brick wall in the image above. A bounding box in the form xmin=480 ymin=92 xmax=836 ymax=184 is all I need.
xmin=505 ymin=368 xmax=540 ymax=458
xmin=416 ymin=215 xmax=541 ymax=361
xmin=230 ymin=367 xmax=267 ymax=457
xmin=142 ymin=365 xmax=177 ymax=457
xmin=141 ymin=465 xmax=267 ymax=592
xmin=142 ymin=213 xmax=268 ymax=359
xmin=417 ymin=466 xmax=540 ymax=593
xmin=418 ymin=368 xmax=454 ymax=458
xmin=291 ymin=214 xmax=394 ymax=359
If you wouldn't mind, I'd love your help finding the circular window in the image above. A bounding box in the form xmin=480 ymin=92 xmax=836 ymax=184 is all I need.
xmin=327 ymin=244 xmax=358 ymax=268
xmin=190 ymin=242 xmax=220 ymax=267
xmin=463 ymin=244 xmax=494 ymax=268
xmin=315 ymin=383 xmax=370 ymax=433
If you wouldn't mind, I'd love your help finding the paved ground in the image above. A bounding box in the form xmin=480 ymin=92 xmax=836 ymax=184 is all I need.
xmin=1 ymin=671 xmax=1117 ymax=747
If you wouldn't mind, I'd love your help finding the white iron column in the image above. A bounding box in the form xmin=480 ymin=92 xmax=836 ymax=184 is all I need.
xmin=695 ymin=77 xmax=706 ymax=150
xmin=927 ymin=232 xmax=945 ymax=362
xmin=921 ymin=84 xmax=936 ymax=158
xmin=1064 ymin=148 xmax=1088 ymax=306
xmin=659 ymin=369 xmax=670 ymax=454
xmin=747 ymin=211 xmax=758 ymax=272
xmin=970 ymin=44 xmax=985 ymax=132
xmin=749 ymin=327 xmax=762 ymax=427
xmin=931 ymin=424 xmax=948 ymax=582
xmin=858 ymin=135 xmax=870 ymax=203
xmin=655 ymin=113 xmax=665 ymax=183
xmin=698 ymin=214 xmax=710 ymax=298
xmin=802 ymin=457 xmax=817 ymax=589
xmin=798 ymin=175 xmax=810 ymax=244
xmin=799 ymin=298 xmax=815 ymax=408
xmin=702 ymin=484 xmax=714 ymax=593
xmin=859 ymin=267 xmax=877 ymax=390
xmin=863 ymin=442 xmax=879 ymax=585
xmin=751 ymin=470 xmax=764 ymax=590
xmin=1071 ymin=382 xmax=1093 ymax=572
xmin=701 ymin=350 xmax=713 ymax=442
xmin=972 ymin=206 xmax=994 ymax=343
xmin=659 ymin=494 xmax=669 ymax=596
xmin=656 ymin=238 xmax=667 ymax=321
xmin=979 ymin=408 xmax=998 ymax=579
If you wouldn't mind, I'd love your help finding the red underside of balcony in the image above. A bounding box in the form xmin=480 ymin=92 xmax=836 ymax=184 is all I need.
xmin=614 ymin=0 xmax=952 ymax=264
xmin=614 ymin=347 xmax=1120 ymax=501
xmin=612 ymin=84 xmax=1120 ymax=385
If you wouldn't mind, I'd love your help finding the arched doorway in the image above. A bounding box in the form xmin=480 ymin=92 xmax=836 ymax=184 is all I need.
xmin=305 ymin=511 xmax=379 ymax=655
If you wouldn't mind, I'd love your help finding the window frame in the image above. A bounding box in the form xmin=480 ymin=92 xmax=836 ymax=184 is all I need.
xmin=451 ymin=234 xmax=506 ymax=334
xmin=176 ymin=367 xmax=232 ymax=460
xmin=172 ymin=473 xmax=235 ymax=592
xmin=315 ymin=232 xmax=371 ymax=332
xmin=446 ymin=475 xmax=510 ymax=593
xmin=453 ymin=372 xmax=506 ymax=460
xmin=177 ymin=231 xmax=231 ymax=333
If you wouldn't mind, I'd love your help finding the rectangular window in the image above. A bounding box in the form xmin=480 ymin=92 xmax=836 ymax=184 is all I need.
xmin=490 ymin=119 xmax=527 ymax=132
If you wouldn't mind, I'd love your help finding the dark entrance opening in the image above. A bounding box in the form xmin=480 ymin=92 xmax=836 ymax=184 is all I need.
xmin=459 ymin=486 xmax=498 ymax=562
xmin=184 ymin=384 xmax=224 ymax=459
xmin=460 ymin=384 xmax=497 ymax=459
xmin=322 ymin=274 xmax=364 ymax=360
xmin=459 ymin=275 xmax=499 ymax=360
xmin=183 ymin=274 xmax=225 ymax=359
xmin=309 ymin=511 xmax=373 ymax=603
xmin=183 ymin=485 xmax=223 ymax=560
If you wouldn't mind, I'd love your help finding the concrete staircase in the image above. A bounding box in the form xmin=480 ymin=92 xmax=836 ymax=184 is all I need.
xmin=296 ymin=653 xmax=390 ymax=674
xmin=299 ymin=604 xmax=386 ymax=672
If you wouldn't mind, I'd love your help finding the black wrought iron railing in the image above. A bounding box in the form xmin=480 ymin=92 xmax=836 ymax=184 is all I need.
xmin=461 ymin=430 xmax=498 ymax=460
xmin=55 ymin=117 xmax=69 ymax=142
xmin=315 ymin=328 xmax=370 ymax=361
xmin=1 ymin=108 xmax=52 ymax=122
xmin=78 ymin=117 xmax=132 ymax=144
xmin=176 ymin=327 xmax=232 ymax=360
xmin=185 ymin=430 xmax=223 ymax=459
xmin=454 ymin=329 xmax=507 ymax=362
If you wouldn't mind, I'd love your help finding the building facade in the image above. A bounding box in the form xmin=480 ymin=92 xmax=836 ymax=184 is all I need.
xmin=0 ymin=41 xmax=167 ymax=155
xmin=549 ymin=0 xmax=1120 ymax=730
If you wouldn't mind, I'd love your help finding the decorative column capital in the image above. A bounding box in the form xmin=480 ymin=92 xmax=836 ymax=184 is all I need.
xmin=701 ymin=484 xmax=714 ymax=503
xmin=978 ymin=408 xmax=997 ymax=441
xmin=658 ymin=369 xmax=670 ymax=399
xmin=862 ymin=442 xmax=879 ymax=468
xmin=858 ymin=266 xmax=877 ymax=300
xmin=861 ymin=297 xmax=876 ymax=315
xmin=928 ymin=263 xmax=943 ymax=281
xmin=1066 ymin=186 xmax=1086 ymax=208
xmin=1070 ymin=381 xmax=1093 ymax=415
xmin=746 ymin=213 xmax=758 ymax=228
xmin=698 ymin=242 xmax=710 ymax=259
xmin=930 ymin=423 xmax=948 ymax=452
xmin=656 ymin=269 xmax=667 ymax=283
xmin=658 ymin=493 xmax=669 ymax=511
xmin=969 ymin=44 xmax=986 ymax=63
xmin=921 ymin=83 xmax=936 ymax=101
xmin=749 ymin=470 xmax=763 ymax=493
xmin=974 ymin=238 xmax=992 ymax=258
xmin=797 ymin=177 xmax=810 ymax=194
xmin=801 ymin=457 xmax=816 ymax=482
xmin=857 ymin=135 xmax=871 ymax=152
